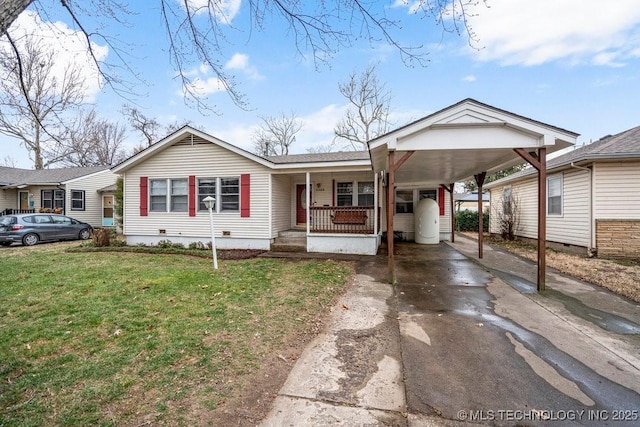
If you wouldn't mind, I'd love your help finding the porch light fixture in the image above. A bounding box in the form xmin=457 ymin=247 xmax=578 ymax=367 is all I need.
xmin=202 ymin=196 xmax=218 ymax=270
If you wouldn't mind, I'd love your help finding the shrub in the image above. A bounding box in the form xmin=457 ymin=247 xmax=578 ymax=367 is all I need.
xmin=93 ymin=228 xmax=111 ymax=247
xmin=455 ymin=209 xmax=489 ymax=232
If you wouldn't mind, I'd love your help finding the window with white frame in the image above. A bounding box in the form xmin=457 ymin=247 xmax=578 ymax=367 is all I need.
xmin=336 ymin=182 xmax=353 ymax=206
xmin=149 ymin=179 xmax=168 ymax=212
xmin=502 ymin=186 xmax=512 ymax=216
xmin=220 ymin=178 xmax=239 ymax=212
xmin=197 ymin=177 xmax=240 ymax=213
xmin=395 ymin=190 xmax=414 ymax=214
xmin=419 ymin=189 xmax=437 ymax=201
xmin=71 ymin=190 xmax=85 ymax=211
xmin=198 ymin=178 xmax=217 ymax=211
xmin=170 ymin=179 xmax=188 ymax=212
xmin=547 ymin=175 xmax=563 ymax=215
xmin=337 ymin=181 xmax=374 ymax=206
xmin=357 ymin=182 xmax=374 ymax=206
xmin=149 ymin=179 xmax=188 ymax=212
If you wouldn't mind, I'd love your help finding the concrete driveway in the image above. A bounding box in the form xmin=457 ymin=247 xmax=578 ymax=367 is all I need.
xmin=261 ymin=235 xmax=640 ymax=426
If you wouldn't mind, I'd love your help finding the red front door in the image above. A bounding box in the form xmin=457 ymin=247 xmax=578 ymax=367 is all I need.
xmin=296 ymin=184 xmax=311 ymax=224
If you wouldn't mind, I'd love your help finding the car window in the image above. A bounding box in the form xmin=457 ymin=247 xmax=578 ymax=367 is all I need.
xmin=34 ymin=215 xmax=53 ymax=224
xmin=0 ymin=216 xmax=16 ymax=226
xmin=22 ymin=216 xmax=35 ymax=223
xmin=52 ymin=216 xmax=72 ymax=225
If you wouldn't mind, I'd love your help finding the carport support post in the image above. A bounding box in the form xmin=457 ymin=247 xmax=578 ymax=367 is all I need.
xmin=440 ymin=184 xmax=455 ymax=243
xmin=474 ymin=172 xmax=487 ymax=258
xmin=387 ymin=151 xmax=396 ymax=283
xmin=386 ymin=150 xmax=415 ymax=284
xmin=514 ymin=147 xmax=547 ymax=292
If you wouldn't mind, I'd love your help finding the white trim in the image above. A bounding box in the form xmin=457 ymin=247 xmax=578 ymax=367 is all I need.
xmin=547 ymin=173 xmax=564 ymax=216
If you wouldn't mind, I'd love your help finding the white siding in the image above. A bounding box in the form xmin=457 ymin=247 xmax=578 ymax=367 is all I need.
xmin=65 ymin=170 xmax=117 ymax=227
xmin=123 ymin=138 xmax=271 ymax=244
xmin=380 ymin=187 xmax=452 ymax=240
xmin=594 ymin=161 xmax=640 ymax=219
xmin=489 ymin=168 xmax=591 ymax=247
xmin=271 ymin=174 xmax=291 ymax=236
xmin=0 ymin=188 xmax=18 ymax=212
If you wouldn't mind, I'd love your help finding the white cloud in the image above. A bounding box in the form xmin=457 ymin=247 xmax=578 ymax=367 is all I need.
xmin=181 ymin=76 xmax=226 ymax=97
xmin=225 ymin=53 xmax=264 ymax=80
xmin=465 ymin=0 xmax=640 ymax=67
xmin=1 ymin=10 xmax=108 ymax=101
xmin=179 ymin=0 xmax=241 ymax=23
xmin=462 ymin=75 xmax=476 ymax=82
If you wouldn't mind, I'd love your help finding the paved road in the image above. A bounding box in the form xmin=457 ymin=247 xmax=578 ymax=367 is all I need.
xmin=262 ymin=237 xmax=640 ymax=426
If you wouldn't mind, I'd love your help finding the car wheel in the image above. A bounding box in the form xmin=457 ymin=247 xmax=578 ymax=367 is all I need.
xmin=22 ymin=233 xmax=39 ymax=246
xmin=79 ymin=228 xmax=91 ymax=240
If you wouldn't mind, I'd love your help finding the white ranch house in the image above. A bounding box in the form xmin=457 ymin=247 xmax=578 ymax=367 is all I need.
xmin=112 ymin=98 xmax=578 ymax=287
xmin=486 ymin=125 xmax=640 ymax=259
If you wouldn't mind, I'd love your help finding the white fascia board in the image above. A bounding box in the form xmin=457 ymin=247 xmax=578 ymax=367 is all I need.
xmin=271 ymin=160 xmax=372 ymax=171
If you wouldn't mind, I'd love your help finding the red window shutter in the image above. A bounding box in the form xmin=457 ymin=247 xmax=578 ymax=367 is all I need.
xmin=240 ymin=174 xmax=250 ymax=217
xmin=188 ymin=175 xmax=196 ymax=217
xmin=438 ymin=187 xmax=445 ymax=216
xmin=140 ymin=177 xmax=148 ymax=216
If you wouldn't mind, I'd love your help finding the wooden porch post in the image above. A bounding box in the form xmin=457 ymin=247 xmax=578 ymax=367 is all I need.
xmin=538 ymin=148 xmax=547 ymax=291
xmin=514 ymin=147 xmax=547 ymax=292
xmin=474 ymin=172 xmax=487 ymax=258
xmin=440 ymin=183 xmax=455 ymax=243
xmin=387 ymin=151 xmax=395 ymax=283
xmin=386 ymin=150 xmax=415 ymax=284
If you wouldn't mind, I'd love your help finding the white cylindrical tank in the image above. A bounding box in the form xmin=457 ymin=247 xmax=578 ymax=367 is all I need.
xmin=415 ymin=198 xmax=439 ymax=244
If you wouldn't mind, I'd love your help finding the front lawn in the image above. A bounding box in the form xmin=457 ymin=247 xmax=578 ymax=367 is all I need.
xmin=0 ymin=245 xmax=352 ymax=426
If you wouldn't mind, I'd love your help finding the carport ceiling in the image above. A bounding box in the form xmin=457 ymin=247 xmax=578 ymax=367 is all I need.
xmin=368 ymin=99 xmax=579 ymax=186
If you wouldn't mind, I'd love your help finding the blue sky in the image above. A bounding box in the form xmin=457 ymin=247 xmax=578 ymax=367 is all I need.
xmin=3 ymin=0 xmax=640 ymax=169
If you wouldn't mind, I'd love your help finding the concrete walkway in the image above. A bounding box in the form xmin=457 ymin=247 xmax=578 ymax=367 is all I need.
xmin=260 ymin=235 xmax=640 ymax=426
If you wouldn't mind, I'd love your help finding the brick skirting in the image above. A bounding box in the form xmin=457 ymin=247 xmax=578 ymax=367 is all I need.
xmin=596 ymin=219 xmax=640 ymax=259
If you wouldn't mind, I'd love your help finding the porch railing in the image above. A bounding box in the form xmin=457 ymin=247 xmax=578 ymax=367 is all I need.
xmin=1 ymin=208 xmax=36 ymax=216
xmin=310 ymin=206 xmax=378 ymax=234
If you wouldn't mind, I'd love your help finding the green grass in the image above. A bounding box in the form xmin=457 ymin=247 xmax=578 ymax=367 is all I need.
xmin=0 ymin=246 xmax=352 ymax=426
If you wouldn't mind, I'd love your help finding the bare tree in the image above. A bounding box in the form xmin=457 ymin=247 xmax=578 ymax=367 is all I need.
xmin=253 ymin=112 xmax=302 ymax=156
xmin=334 ymin=63 xmax=392 ymax=151
xmin=463 ymin=164 xmax=527 ymax=192
xmin=0 ymin=0 xmax=32 ymax=34
xmin=122 ymin=105 xmax=161 ymax=147
xmin=0 ymin=35 xmax=85 ymax=169
xmin=52 ymin=110 xmax=128 ymax=167
xmin=306 ymin=142 xmax=338 ymax=154
xmin=1 ymin=155 xmax=18 ymax=167
xmin=2 ymin=1 xmax=483 ymax=114
xmin=492 ymin=188 xmax=521 ymax=240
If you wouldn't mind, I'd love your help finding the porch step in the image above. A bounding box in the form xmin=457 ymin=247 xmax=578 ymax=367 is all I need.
xmin=271 ymin=230 xmax=307 ymax=252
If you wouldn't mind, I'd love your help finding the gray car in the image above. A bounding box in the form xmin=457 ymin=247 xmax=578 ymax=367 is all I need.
xmin=0 ymin=213 xmax=93 ymax=246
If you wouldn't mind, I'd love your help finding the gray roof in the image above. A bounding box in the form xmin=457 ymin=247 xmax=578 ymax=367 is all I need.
xmin=487 ymin=125 xmax=640 ymax=187
xmin=0 ymin=165 xmax=109 ymax=187
xmin=266 ymin=151 xmax=370 ymax=164
xmin=454 ymin=191 xmax=490 ymax=202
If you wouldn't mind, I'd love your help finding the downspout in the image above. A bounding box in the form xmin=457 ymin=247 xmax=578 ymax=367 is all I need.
xmin=570 ymin=162 xmax=595 ymax=255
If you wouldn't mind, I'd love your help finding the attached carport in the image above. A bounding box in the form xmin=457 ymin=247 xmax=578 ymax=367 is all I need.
xmin=368 ymin=99 xmax=579 ymax=291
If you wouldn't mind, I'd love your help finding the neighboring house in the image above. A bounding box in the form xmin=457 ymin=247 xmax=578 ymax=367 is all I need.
xmin=0 ymin=166 xmax=118 ymax=228
xmin=454 ymin=191 xmax=490 ymax=212
xmin=486 ymin=125 xmax=640 ymax=259
xmin=111 ymin=98 xmax=577 ymax=257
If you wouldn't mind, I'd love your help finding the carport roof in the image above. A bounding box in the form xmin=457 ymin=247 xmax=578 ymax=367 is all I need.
xmin=368 ymin=98 xmax=579 ymax=186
